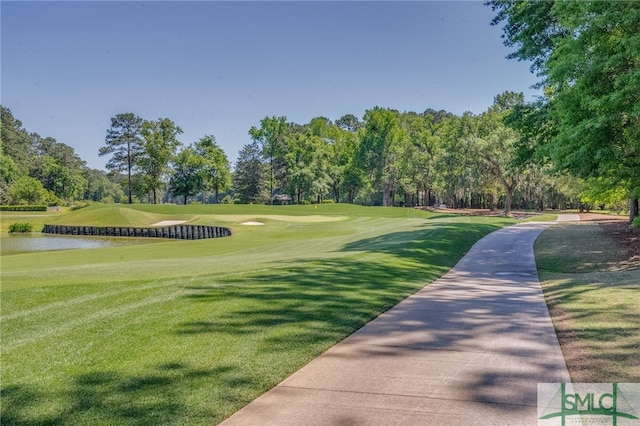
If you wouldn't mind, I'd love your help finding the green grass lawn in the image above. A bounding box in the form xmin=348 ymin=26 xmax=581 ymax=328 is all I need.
xmin=535 ymin=222 xmax=640 ymax=382
xmin=1 ymin=204 xmax=514 ymax=425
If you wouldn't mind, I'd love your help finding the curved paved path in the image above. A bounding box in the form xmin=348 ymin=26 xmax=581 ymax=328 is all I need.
xmin=222 ymin=218 xmax=575 ymax=425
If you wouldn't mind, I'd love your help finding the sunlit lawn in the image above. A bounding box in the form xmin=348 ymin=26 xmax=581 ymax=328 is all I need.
xmin=1 ymin=204 xmax=514 ymax=425
xmin=535 ymin=221 xmax=640 ymax=382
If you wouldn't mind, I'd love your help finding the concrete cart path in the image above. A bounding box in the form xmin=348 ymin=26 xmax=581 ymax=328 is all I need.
xmin=221 ymin=218 xmax=575 ymax=426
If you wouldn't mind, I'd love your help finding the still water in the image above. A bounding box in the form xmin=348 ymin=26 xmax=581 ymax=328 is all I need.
xmin=1 ymin=233 xmax=160 ymax=255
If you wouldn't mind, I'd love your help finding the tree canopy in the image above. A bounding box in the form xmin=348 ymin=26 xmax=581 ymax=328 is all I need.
xmin=488 ymin=0 xmax=640 ymax=220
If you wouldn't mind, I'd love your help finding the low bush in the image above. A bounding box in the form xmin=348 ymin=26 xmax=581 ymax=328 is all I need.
xmin=8 ymin=223 xmax=34 ymax=233
xmin=322 ymin=199 xmax=335 ymax=204
xmin=1 ymin=205 xmax=47 ymax=212
xmin=632 ymin=216 xmax=640 ymax=229
xmin=70 ymin=201 xmax=94 ymax=211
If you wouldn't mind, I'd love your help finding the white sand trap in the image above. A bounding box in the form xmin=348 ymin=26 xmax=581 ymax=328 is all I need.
xmin=152 ymin=220 xmax=187 ymax=226
xmin=241 ymin=221 xmax=264 ymax=226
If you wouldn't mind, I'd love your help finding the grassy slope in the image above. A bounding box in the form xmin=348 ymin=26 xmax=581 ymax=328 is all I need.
xmin=1 ymin=204 xmax=514 ymax=425
xmin=535 ymin=222 xmax=640 ymax=382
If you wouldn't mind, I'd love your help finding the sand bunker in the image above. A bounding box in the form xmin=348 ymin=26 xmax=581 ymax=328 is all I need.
xmin=152 ymin=220 xmax=187 ymax=226
xmin=241 ymin=221 xmax=264 ymax=226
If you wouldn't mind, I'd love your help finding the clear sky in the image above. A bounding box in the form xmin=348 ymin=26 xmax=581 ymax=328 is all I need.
xmin=1 ymin=1 xmax=538 ymax=171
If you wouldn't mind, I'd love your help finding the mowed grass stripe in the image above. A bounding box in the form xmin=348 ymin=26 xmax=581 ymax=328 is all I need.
xmin=1 ymin=205 xmax=514 ymax=425
xmin=2 ymin=283 xmax=185 ymax=352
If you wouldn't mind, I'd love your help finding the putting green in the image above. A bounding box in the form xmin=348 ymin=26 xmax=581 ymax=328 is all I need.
xmin=207 ymin=214 xmax=348 ymax=223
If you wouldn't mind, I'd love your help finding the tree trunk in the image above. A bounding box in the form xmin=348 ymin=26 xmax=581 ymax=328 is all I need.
xmin=383 ymin=183 xmax=392 ymax=207
xmin=127 ymin=143 xmax=133 ymax=204
xmin=504 ymin=190 xmax=513 ymax=215
xmin=127 ymin=166 xmax=132 ymax=204
xmin=630 ymin=197 xmax=639 ymax=223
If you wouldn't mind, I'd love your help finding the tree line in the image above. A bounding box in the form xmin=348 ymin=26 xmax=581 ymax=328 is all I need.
xmin=235 ymin=93 xmax=583 ymax=213
xmin=98 ymin=112 xmax=231 ymax=205
xmin=1 ymin=106 xmax=123 ymax=206
xmin=0 ymin=95 xmax=627 ymax=217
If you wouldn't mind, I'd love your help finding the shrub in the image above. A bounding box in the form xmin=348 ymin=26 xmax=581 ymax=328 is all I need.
xmin=9 ymin=223 xmax=34 ymax=233
xmin=0 ymin=205 xmax=47 ymax=212
xmin=221 ymin=195 xmax=235 ymax=204
xmin=70 ymin=201 xmax=93 ymax=211
xmin=632 ymin=216 xmax=640 ymax=229
xmin=322 ymin=199 xmax=335 ymax=204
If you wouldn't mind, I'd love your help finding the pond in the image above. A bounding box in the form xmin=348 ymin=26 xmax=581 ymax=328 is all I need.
xmin=1 ymin=233 xmax=164 ymax=255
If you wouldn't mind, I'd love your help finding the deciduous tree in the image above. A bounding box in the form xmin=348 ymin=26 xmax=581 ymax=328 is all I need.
xmin=249 ymin=116 xmax=289 ymax=204
xmin=8 ymin=176 xmax=48 ymax=205
xmin=194 ymin=135 xmax=231 ymax=203
xmin=139 ymin=118 xmax=182 ymax=204
xmin=168 ymin=147 xmax=205 ymax=205
xmin=488 ymin=0 xmax=640 ymax=221
xmin=357 ymin=107 xmax=404 ymax=206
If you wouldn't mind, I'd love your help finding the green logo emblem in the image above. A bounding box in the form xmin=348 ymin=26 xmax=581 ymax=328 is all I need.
xmin=539 ymin=383 xmax=639 ymax=426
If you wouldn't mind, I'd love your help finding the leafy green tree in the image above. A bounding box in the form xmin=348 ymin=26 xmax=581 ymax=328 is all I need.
xmin=0 ymin=154 xmax=18 ymax=186
xmin=335 ymin=114 xmax=363 ymax=132
xmin=0 ymin=107 xmax=32 ymax=173
xmin=357 ymin=107 xmax=405 ymax=206
xmin=233 ymin=142 xmax=268 ymax=204
xmin=8 ymin=176 xmax=48 ymax=205
xmin=139 ymin=118 xmax=183 ymax=204
xmin=431 ymin=113 xmax=477 ymax=208
xmin=474 ymin=92 xmax=525 ymax=214
xmin=249 ymin=116 xmax=288 ymax=204
xmin=284 ymin=132 xmax=330 ymax=204
xmin=83 ymin=168 xmax=126 ymax=202
xmin=0 ymin=154 xmax=19 ymax=204
xmin=398 ymin=111 xmax=441 ymax=206
xmin=168 ymin=147 xmax=205 ymax=205
xmin=327 ymin=124 xmax=358 ymax=202
xmin=193 ymin=135 xmax=231 ymax=203
xmin=489 ymin=0 xmax=640 ymax=221
xmin=31 ymin=133 xmax=86 ymax=171
xmin=99 ymin=113 xmax=144 ymax=204
xmin=341 ymin=160 xmax=366 ymax=205
xmin=580 ymin=177 xmax=629 ymax=213
xmin=38 ymin=156 xmax=87 ymax=202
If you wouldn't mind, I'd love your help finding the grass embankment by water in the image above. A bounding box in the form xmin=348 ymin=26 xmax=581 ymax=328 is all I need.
xmin=535 ymin=220 xmax=640 ymax=382
xmin=1 ymin=204 xmax=514 ymax=425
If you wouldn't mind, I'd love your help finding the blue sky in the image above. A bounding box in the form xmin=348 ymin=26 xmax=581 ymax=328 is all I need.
xmin=2 ymin=1 xmax=538 ymax=171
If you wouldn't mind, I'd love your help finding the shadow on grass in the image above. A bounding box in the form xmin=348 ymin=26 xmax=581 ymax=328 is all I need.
xmin=1 ymin=362 xmax=252 ymax=425
xmin=202 ymin=221 xmax=573 ymax=419
xmin=177 ymin=223 xmax=504 ymax=342
xmin=541 ymin=278 xmax=640 ymax=382
xmin=1 ymin=221 xmax=509 ymax=425
xmin=178 ymin=258 xmax=435 ymax=343
xmin=341 ymin=221 xmax=502 ymax=265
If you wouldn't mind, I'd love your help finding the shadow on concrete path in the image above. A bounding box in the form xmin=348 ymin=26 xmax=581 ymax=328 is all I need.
xmin=221 ymin=219 xmax=573 ymax=426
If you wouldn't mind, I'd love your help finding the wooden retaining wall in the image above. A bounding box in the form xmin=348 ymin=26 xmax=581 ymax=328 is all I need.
xmin=42 ymin=224 xmax=232 ymax=240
